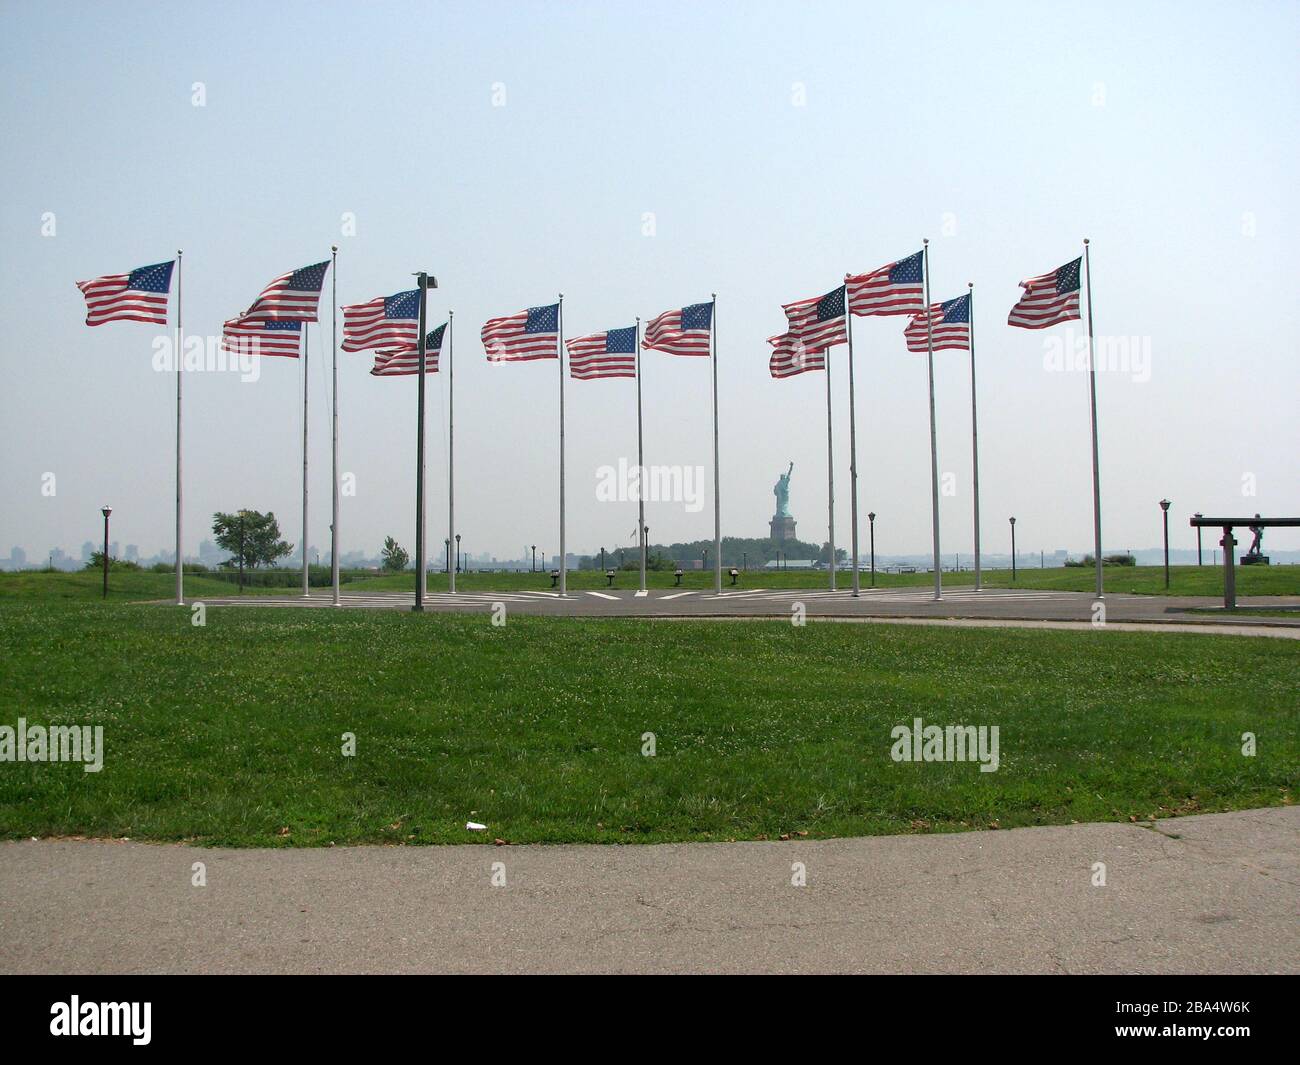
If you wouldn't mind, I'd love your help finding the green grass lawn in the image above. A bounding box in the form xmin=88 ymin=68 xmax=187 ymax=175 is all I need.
xmin=6 ymin=563 xmax=1295 ymax=602
xmin=0 ymin=597 xmax=1294 ymax=846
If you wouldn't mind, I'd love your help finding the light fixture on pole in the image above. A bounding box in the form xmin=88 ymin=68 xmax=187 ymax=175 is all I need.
xmin=101 ymin=506 xmax=112 ymax=599
xmin=868 ymin=511 xmax=876 ymax=587
xmin=412 ymin=272 xmax=438 ymax=613
xmin=1160 ymin=499 xmax=1172 ymax=588
xmin=1009 ymin=516 xmax=1017 ymax=581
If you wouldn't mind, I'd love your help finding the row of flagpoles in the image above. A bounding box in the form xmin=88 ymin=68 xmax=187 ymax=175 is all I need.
xmin=75 ymin=239 xmax=1103 ymax=604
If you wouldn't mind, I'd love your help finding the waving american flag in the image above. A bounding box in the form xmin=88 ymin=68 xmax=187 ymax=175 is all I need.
xmin=482 ymin=303 xmax=559 ymax=362
xmin=1007 ymin=257 xmax=1081 ymax=329
xmin=240 ymin=260 xmax=329 ymax=323
xmin=221 ymin=316 xmax=303 ymax=357
xmin=566 ymin=326 xmax=636 ymax=380
xmin=904 ymin=293 xmax=971 ymax=353
xmin=370 ymin=324 xmax=445 ymax=376
xmin=768 ymin=332 xmax=826 ymax=379
xmin=846 ymin=251 xmax=925 ymax=316
xmin=76 ymin=260 xmax=174 ymax=326
xmin=342 ymin=290 xmax=420 ymax=352
xmin=642 ymin=301 xmax=712 ymax=357
xmin=781 ymin=284 xmax=847 ymax=351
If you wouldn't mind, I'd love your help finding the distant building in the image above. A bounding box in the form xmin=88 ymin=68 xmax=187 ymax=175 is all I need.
xmin=125 ymin=544 xmax=139 ymax=562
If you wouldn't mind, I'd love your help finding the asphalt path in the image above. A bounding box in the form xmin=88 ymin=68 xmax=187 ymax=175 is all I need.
xmin=2 ymin=807 xmax=1295 ymax=974
xmin=188 ymin=587 xmax=1300 ymax=636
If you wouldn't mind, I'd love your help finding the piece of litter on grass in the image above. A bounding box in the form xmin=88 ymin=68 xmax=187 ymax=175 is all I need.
xmin=466 ymin=821 xmax=487 ymax=831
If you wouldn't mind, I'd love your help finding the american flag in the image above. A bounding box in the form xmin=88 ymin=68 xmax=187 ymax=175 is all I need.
xmin=566 ymin=326 xmax=637 ymax=380
xmin=846 ymin=251 xmax=925 ymax=316
xmin=904 ymin=293 xmax=971 ymax=353
xmin=642 ymin=301 xmax=712 ymax=356
xmin=370 ymin=324 xmax=446 ymax=376
xmin=221 ymin=316 xmax=303 ymax=358
xmin=1007 ymin=257 xmax=1081 ymax=329
xmin=782 ymin=284 xmax=847 ymax=350
xmin=76 ymin=260 xmax=174 ymax=326
xmin=342 ymin=290 xmax=419 ymax=352
xmin=481 ymin=303 xmax=560 ymax=362
xmin=768 ymin=332 xmax=826 ymax=379
xmin=240 ymin=261 xmax=329 ymax=322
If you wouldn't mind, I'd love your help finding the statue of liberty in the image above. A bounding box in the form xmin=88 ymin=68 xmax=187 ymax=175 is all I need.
xmin=774 ymin=462 xmax=794 ymax=518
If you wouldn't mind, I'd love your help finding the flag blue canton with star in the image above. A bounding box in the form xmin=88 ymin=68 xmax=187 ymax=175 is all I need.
xmin=816 ymin=286 xmax=846 ymax=321
xmin=127 ymin=261 xmax=175 ymax=293
xmin=385 ymin=290 xmax=420 ymax=319
xmin=681 ymin=302 xmax=713 ymax=330
xmin=941 ymin=294 xmax=971 ymax=322
xmin=426 ymin=323 xmax=446 ymax=348
xmin=1055 ymin=257 xmax=1082 ymax=293
xmin=605 ymin=326 xmax=636 ymax=352
xmin=287 ymin=262 xmax=329 ymax=292
xmin=264 ymin=320 xmax=302 ymax=332
xmin=890 ymin=252 xmax=923 ymax=283
xmin=526 ymin=304 xmax=559 ymax=332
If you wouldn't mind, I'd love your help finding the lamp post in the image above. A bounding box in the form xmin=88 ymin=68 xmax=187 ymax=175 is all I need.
xmin=455 ymin=533 xmax=461 ymax=574
xmin=1160 ymin=499 xmax=1172 ymax=588
xmin=100 ymin=506 xmax=112 ymax=599
xmin=868 ymin=512 xmax=876 ymax=587
xmin=444 ymin=538 xmax=450 ymax=574
xmin=1194 ymin=512 xmax=1203 ymax=566
xmin=743 ymin=551 xmax=747 ymax=572
xmin=412 ymin=271 xmax=438 ymax=612
xmin=1009 ymin=517 xmax=1017 ymax=581
xmin=531 ymin=544 xmax=536 ymax=573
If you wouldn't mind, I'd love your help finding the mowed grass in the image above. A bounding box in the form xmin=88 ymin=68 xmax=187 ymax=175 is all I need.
xmin=0 ymin=597 xmax=1294 ymax=846
xmin=5 ymin=563 xmax=1296 ymax=602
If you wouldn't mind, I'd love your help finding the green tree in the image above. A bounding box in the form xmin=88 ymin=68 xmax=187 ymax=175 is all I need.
xmin=211 ymin=510 xmax=293 ymax=570
xmin=381 ymin=536 xmax=409 ymax=572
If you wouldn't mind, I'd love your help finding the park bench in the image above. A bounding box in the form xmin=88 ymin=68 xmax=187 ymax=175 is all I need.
xmin=1188 ymin=515 xmax=1299 ymax=608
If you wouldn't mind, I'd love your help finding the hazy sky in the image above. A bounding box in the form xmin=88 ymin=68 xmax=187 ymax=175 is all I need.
xmin=2 ymin=0 xmax=1297 ymax=564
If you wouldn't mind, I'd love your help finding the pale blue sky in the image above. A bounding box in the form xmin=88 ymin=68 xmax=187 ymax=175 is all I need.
xmin=2 ymin=0 xmax=1297 ymax=563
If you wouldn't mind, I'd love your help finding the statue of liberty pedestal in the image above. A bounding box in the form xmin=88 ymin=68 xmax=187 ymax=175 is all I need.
xmin=770 ymin=461 xmax=797 ymax=541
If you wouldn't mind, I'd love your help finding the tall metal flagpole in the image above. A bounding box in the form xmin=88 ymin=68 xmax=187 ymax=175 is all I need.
xmin=174 ymin=249 xmax=184 ymax=605
xmin=922 ymin=239 xmax=942 ymax=601
xmin=558 ymin=294 xmax=567 ymax=596
xmin=710 ymin=293 xmax=721 ymax=594
xmin=1083 ymin=238 xmax=1103 ymax=599
xmin=825 ymin=340 xmax=836 ymax=592
xmin=968 ymin=281 xmax=982 ymax=591
xmin=844 ymin=280 xmax=860 ymax=596
xmin=413 ymin=272 xmax=429 ymax=611
xmin=448 ymin=311 xmax=456 ymax=595
xmin=635 ymin=316 xmax=647 ymax=594
xmin=330 ymin=246 xmax=340 ymax=606
xmin=301 ymin=321 xmax=310 ymax=598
